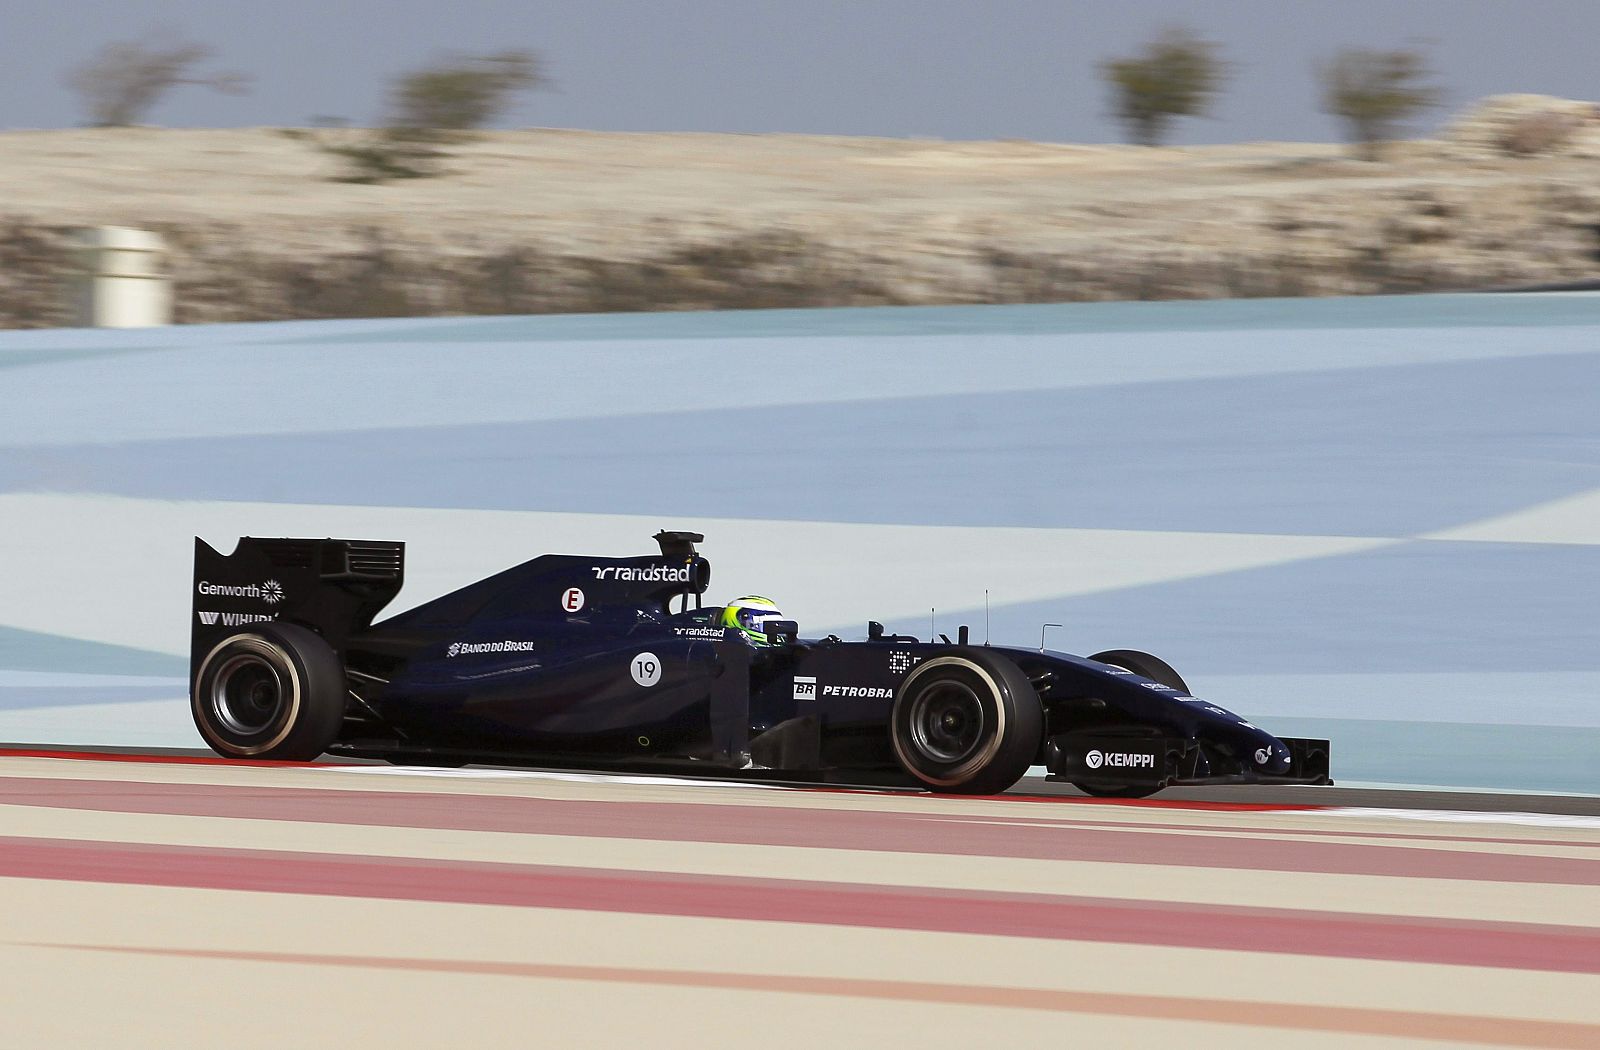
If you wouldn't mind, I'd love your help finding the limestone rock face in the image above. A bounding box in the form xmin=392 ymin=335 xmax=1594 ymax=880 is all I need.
xmin=1 ymin=114 xmax=1599 ymax=328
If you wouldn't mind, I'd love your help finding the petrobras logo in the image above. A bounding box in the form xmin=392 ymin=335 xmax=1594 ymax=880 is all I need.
xmin=196 ymin=579 xmax=285 ymax=604
xmin=447 ymin=640 xmax=538 ymax=658
xmin=1084 ymin=749 xmax=1156 ymax=770
xmin=590 ymin=564 xmax=692 ymax=583
xmin=822 ymin=685 xmax=893 ymax=699
xmin=196 ymin=610 xmax=277 ymax=627
xmin=793 ymin=676 xmax=817 ymax=701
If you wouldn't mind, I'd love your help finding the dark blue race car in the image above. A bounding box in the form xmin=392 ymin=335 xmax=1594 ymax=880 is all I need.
xmin=189 ymin=530 xmax=1330 ymax=797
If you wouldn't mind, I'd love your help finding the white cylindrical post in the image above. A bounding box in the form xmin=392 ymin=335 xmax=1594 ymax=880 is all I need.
xmin=69 ymin=226 xmax=173 ymax=328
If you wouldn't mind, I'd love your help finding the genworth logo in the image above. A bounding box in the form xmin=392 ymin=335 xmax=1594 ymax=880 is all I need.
xmin=196 ymin=579 xmax=285 ymax=605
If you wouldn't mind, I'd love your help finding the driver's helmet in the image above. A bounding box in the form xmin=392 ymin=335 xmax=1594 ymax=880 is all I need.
xmin=720 ymin=595 xmax=785 ymax=645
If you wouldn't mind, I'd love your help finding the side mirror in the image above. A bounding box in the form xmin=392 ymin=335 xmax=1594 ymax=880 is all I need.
xmin=763 ymin=619 xmax=800 ymax=646
xmin=868 ymin=620 xmax=885 ymax=640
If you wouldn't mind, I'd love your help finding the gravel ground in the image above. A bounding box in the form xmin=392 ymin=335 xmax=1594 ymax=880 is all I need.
xmin=2 ymin=126 xmax=1598 ymax=325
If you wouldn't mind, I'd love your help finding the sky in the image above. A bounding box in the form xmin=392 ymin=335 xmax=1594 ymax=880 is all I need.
xmin=2 ymin=0 xmax=1596 ymax=144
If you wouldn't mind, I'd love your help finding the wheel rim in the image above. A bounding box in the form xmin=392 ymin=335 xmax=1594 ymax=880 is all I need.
xmin=209 ymin=653 xmax=287 ymax=735
xmin=907 ymin=681 xmax=986 ymax=764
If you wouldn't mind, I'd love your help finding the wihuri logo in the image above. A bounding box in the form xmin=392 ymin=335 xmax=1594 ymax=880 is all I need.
xmin=197 ymin=611 xmax=276 ymax=627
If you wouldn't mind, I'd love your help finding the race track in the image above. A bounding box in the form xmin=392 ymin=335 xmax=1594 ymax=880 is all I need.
xmin=4 ymin=295 xmax=1596 ymax=1044
xmin=3 ymin=750 xmax=1596 ymax=1049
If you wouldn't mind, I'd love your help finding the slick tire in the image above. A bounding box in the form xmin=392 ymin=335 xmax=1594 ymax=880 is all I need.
xmin=890 ymin=649 xmax=1043 ymax=795
xmin=1087 ymin=649 xmax=1190 ymax=693
xmin=1077 ymin=649 xmax=1190 ymax=799
xmin=192 ymin=622 xmax=345 ymax=761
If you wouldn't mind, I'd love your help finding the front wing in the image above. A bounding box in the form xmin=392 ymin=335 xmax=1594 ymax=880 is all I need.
xmin=1045 ymin=735 xmax=1332 ymax=789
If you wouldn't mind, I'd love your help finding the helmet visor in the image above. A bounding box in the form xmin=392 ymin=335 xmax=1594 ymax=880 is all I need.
xmin=736 ymin=607 xmax=783 ymax=632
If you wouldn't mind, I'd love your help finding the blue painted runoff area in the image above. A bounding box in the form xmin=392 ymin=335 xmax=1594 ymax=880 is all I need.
xmin=1 ymin=292 xmax=1596 ymax=794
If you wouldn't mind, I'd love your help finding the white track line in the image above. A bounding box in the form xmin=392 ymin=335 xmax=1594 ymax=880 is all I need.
xmin=1316 ymin=807 xmax=1600 ymax=831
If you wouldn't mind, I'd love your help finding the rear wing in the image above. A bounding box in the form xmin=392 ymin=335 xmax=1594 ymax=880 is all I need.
xmin=191 ymin=536 xmax=404 ymax=680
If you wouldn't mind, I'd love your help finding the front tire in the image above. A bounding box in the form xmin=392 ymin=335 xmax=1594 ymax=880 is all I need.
xmin=192 ymin=622 xmax=345 ymax=761
xmin=1087 ymin=649 xmax=1190 ymax=693
xmin=890 ymin=650 xmax=1043 ymax=795
xmin=1076 ymin=649 xmax=1190 ymax=799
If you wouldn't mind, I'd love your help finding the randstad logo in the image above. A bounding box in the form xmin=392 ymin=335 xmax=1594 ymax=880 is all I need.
xmin=197 ymin=580 xmax=285 ymax=604
xmin=590 ymin=564 xmax=691 ymax=583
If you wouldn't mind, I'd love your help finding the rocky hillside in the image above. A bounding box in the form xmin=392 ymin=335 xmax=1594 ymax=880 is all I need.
xmin=2 ymin=95 xmax=1598 ymax=327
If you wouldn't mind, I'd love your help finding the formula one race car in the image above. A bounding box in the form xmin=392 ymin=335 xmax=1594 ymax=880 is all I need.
xmin=189 ymin=531 xmax=1330 ymax=797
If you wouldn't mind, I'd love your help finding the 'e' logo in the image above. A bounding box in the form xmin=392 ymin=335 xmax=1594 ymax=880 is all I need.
xmin=561 ymin=587 xmax=585 ymax=613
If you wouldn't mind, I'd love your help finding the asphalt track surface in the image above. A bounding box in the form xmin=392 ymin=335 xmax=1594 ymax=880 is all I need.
xmin=3 ymin=747 xmax=1596 ymax=1049
xmin=11 ymin=743 xmax=1600 ymax=816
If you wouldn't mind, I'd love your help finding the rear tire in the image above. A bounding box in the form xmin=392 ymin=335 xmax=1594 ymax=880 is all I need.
xmin=192 ymin=622 xmax=345 ymax=761
xmin=890 ymin=650 xmax=1043 ymax=795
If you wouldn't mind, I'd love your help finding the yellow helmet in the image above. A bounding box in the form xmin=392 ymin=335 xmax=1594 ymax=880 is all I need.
xmin=720 ymin=595 xmax=784 ymax=645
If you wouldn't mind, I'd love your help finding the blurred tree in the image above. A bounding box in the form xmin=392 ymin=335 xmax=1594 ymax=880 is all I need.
xmin=1320 ymin=47 xmax=1440 ymax=161
xmin=314 ymin=50 xmax=547 ymax=183
xmin=1102 ymin=27 xmax=1227 ymax=146
xmin=65 ymin=31 xmax=250 ymax=127
xmin=388 ymin=50 xmax=545 ymax=137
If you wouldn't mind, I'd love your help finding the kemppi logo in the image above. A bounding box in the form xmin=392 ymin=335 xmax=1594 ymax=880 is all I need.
xmin=1085 ymin=749 xmax=1155 ymax=770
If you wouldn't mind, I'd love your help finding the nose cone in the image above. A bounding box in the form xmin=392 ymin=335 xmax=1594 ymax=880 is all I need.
xmin=1252 ymin=738 xmax=1292 ymax=774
